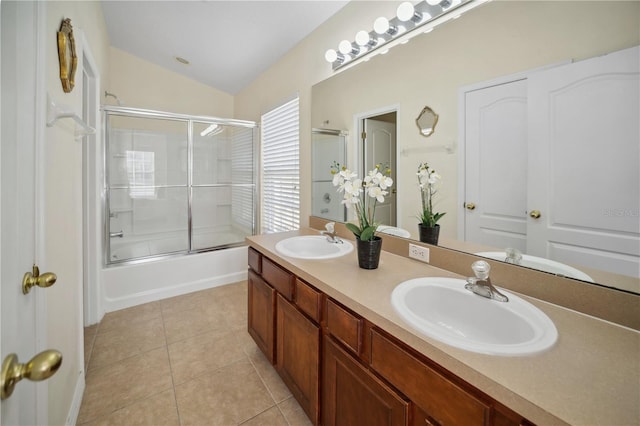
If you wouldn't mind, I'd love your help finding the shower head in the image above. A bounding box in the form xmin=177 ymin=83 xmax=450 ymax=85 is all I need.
xmin=104 ymin=91 xmax=124 ymax=106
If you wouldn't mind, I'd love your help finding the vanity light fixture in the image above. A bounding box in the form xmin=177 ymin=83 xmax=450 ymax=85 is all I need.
xmin=324 ymin=0 xmax=487 ymax=71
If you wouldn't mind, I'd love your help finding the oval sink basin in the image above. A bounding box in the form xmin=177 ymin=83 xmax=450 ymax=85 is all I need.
xmin=476 ymin=252 xmax=594 ymax=282
xmin=377 ymin=225 xmax=411 ymax=238
xmin=391 ymin=277 xmax=557 ymax=356
xmin=275 ymin=235 xmax=353 ymax=260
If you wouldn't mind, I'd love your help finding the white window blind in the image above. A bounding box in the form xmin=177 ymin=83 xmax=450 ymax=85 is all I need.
xmin=261 ymin=97 xmax=300 ymax=233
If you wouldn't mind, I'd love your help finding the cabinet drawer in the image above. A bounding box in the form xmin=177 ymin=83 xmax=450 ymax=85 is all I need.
xmin=248 ymin=247 xmax=262 ymax=273
xmin=295 ymin=279 xmax=322 ymax=323
xmin=326 ymin=299 xmax=362 ymax=355
xmin=370 ymin=329 xmax=490 ymax=426
xmin=262 ymin=257 xmax=294 ymax=300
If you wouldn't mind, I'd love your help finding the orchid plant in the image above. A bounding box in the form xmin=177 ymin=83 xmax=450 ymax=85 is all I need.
xmin=331 ymin=162 xmax=393 ymax=241
xmin=417 ymin=162 xmax=446 ymax=227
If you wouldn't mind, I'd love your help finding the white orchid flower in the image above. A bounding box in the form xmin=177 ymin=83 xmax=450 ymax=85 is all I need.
xmin=368 ymin=186 xmax=387 ymax=202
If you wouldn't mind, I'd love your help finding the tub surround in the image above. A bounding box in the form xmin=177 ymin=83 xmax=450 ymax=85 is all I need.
xmin=247 ymin=228 xmax=639 ymax=426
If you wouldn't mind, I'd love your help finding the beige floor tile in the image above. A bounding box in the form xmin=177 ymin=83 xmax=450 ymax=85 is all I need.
xmin=159 ymin=289 xmax=213 ymax=317
xmin=175 ymin=360 xmax=275 ymax=425
xmin=78 ymin=347 xmax=173 ymax=424
xmin=89 ymin=316 xmax=166 ymax=370
xmin=278 ymin=396 xmax=313 ymax=426
xmin=246 ymin=344 xmax=292 ymax=403
xmin=99 ymin=301 xmax=162 ymax=334
xmin=168 ymin=328 xmax=246 ymax=385
xmin=78 ymin=389 xmax=179 ymax=426
xmin=240 ymin=406 xmax=288 ymax=426
xmin=163 ymin=304 xmax=228 ymax=344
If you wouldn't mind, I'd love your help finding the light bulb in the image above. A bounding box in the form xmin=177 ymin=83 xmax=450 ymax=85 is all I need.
xmin=397 ymin=2 xmax=421 ymax=23
xmin=426 ymin=0 xmax=442 ymax=5
xmin=338 ymin=40 xmax=353 ymax=55
xmin=373 ymin=17 xmax=390 ymax=34
xmin=355 ymin=30 xmax=373 ymax=47
xmin=325 ymin=49 xmax=338 ymax=63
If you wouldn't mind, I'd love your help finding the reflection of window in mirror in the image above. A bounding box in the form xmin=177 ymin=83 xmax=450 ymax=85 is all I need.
xmin=416 ymin=106 xmax=439 ymax=137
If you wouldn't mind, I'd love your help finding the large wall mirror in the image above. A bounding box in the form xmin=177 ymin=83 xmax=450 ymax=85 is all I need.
xmin=310 ymin=1 xmax=640 ymax=295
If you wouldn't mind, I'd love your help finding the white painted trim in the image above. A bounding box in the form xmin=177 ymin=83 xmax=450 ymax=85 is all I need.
xmin=76 ymin=28 xmax=102 ymax=327
xmin=65 ymin=370 xmax=85 ymax=426
xmin=33 ymin=2 xmax=49 ymax=423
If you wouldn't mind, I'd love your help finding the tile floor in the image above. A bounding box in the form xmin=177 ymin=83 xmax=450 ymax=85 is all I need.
xmin=79 ymin=281 xmax=312 ymax=425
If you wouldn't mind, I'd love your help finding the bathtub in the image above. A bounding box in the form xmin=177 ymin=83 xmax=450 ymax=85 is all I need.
xmin=102 ymin=230 xmax=249 ymax=314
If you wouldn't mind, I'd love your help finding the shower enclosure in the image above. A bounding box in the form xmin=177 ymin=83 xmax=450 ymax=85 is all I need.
xmin=103 ymin=107 xmax=257 ymax=264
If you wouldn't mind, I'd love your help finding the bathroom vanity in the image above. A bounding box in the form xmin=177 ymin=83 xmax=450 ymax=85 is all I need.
xmin=246 ymin=229 xmax=639 ymax=426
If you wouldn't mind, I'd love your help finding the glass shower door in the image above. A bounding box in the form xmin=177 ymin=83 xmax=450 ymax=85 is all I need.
xmin=107 ymin=115 xmax=189 ymax=262
xmin=191 ymin=123 xmax=255 ymax=250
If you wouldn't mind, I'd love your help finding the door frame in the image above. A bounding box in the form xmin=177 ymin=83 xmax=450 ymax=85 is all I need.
xmin=353 ymin=104 xmax=400 ymax=224
xmin=78 ymin=29 xmax=102 ymax=327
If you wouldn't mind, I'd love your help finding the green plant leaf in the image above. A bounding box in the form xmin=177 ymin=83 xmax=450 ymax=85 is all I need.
xmin=345 ymin=222 xmax=361 ymax=237
xmin=359 ymin=225 xmax=376 ymax=241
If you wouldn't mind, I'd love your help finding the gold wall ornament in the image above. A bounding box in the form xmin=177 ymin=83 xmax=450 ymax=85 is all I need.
xmin=57 ymin=18 xmax=77 ymax=93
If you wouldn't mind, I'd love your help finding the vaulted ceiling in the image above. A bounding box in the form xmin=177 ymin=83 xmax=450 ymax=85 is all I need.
xmin=101 ymin=1 xmax=349 ymax=94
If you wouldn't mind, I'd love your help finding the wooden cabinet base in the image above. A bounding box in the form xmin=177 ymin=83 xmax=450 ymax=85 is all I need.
xmin=276 ymin=294 xmax=320 ymax=424
xmin=323 ymin=335 xmax=409 ymax=426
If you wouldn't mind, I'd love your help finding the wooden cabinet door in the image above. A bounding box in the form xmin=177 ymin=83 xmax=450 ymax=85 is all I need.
xmin=323 ymin=335 xmax=409 ymax=426
xmin=248 ymin=269 xmax=276 ymax=363
xmin=276 ymin=295 xmax=320 ymax=424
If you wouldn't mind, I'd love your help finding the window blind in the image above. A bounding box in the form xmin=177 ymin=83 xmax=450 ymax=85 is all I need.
xmin=261 ymin=97 xmax=300 ymax=233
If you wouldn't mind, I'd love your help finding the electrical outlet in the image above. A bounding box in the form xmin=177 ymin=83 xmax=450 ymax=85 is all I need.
xmin=409 ymin=243 xmax=430 ymax=263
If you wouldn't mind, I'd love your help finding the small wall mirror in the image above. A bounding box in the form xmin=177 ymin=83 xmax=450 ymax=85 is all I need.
xmin=416 ymin=106 xmax=439 ymax=137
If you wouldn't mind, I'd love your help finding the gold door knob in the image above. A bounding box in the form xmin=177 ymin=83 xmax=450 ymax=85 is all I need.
xmin=465 ymin=202 xmax=476 ymax=210
xmin=22 ymin=265 xmax=57 ymax=294
xmin=1 ymin=350 xmax=62 ymax=400
xmin=529 ymin=210 xmax=541 ymax=219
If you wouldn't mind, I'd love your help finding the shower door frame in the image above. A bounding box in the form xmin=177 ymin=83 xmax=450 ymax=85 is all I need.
xmin=102 ymin=106 xmax=258 ymax=266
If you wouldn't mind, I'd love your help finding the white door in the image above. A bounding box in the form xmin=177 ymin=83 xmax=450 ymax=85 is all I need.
xmin=1 ymin=2 xmax=58 ymax=424
xmin=527 ymin=46 xmax=640 ymax=277
xmin=363 ymin=118 xmax=396 ymax=226
xmin=463 ymin=79 xmax=528 ymax=250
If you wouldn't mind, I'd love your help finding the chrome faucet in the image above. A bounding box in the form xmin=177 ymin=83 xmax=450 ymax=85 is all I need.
xmin=465 ymin=260 xmax=509 ymax=302
xmin=320 ymin=222 xmax=342 ymax=243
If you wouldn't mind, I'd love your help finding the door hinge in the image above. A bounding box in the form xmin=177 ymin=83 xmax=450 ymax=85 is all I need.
xmin=361 ymin=131 xmax=366 ymax=140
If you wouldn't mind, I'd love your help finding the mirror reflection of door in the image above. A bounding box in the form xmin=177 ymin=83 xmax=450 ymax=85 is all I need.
xmin=463 ymin=79 xmax=528 ymax=250
xmin=362 ymin=113 xmax=397 ymax=226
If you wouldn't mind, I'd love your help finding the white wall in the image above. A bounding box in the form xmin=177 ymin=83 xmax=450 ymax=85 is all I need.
xmin=45 ymin=2 xmax=110 ymax=424
xmin=109 ymin=47 xmax=234 ymax=117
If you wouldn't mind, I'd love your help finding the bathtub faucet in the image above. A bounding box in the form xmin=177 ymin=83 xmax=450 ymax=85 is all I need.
xmin=110 ymin=230 xmax=124 ymax=238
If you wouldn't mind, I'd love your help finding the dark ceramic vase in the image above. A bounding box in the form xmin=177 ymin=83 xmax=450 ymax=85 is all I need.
xmin=418 ymin=224 xmax=440 ymax=245
xmin=356 ymin=236 xmax=383 ymax=269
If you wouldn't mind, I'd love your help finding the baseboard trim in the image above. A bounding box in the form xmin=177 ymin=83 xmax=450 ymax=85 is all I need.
xmin=65 ymin=370 xmax=85 ymax=426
